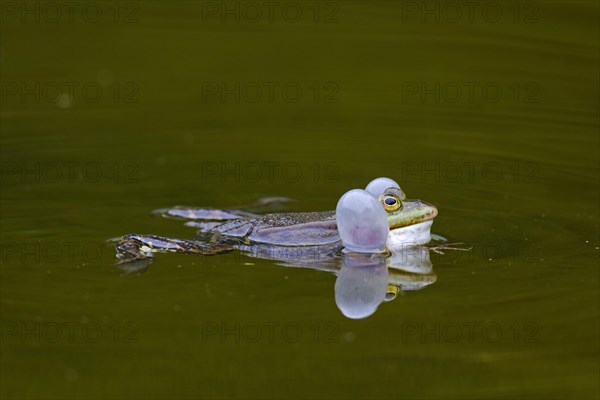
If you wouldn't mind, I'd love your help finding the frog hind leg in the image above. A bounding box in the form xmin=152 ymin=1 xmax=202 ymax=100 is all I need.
xmin=153 ymin=197 xmax=296 ymax=221
xmin=239 ymin=197 xmax=296 ymax=213
xmin=153 ymin=207 xmax=257 ymax=221
xmin=114 ymin=234 xmax=233 ymax=264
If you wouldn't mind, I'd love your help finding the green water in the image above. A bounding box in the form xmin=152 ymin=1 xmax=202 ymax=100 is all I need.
xmin=1 ymin=1 xmax=599 ymax=399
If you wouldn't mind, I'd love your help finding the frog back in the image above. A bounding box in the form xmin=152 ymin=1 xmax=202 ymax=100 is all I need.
xmin=249 ymin=211 xmax=339 ymax=246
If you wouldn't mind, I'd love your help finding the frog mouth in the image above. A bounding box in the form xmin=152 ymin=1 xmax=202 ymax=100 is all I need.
xmin=387 ymin=220 xmax=434 ymax=249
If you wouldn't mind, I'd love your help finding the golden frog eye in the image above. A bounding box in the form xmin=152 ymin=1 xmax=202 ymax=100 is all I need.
xmin=379 ymin=193 xmax=403 ymax=212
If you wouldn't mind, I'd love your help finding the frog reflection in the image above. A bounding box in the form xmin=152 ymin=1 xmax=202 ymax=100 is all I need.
xmin=335 ymin=247 xmax=435 ymax=319
xmin=116 ymin=243 xmax=437 ymax=320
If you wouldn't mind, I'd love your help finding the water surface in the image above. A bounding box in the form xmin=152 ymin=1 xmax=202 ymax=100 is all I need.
xmin=1 ymin=1 xmax=599 ymax=399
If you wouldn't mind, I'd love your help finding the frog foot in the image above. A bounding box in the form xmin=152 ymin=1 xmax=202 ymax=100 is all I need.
xmin=115 ymin=235 xmax=156 ymax=264
xmin=114 ymin=234 xmax=233 ymax=264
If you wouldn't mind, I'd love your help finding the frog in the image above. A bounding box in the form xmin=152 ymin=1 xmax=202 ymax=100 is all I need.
xmin=112 ymin=177 xmax=468 ymax=318
xmin=114 ymin=180 xmax=440 ymax=265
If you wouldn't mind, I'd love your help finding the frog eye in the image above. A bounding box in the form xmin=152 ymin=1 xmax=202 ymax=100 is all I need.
xmin=379 ymin=193 xmax=403 ymax=212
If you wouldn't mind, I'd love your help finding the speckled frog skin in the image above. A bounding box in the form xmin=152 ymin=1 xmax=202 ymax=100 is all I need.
xmin=202 ymin=211 xmax=339 ymax=245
